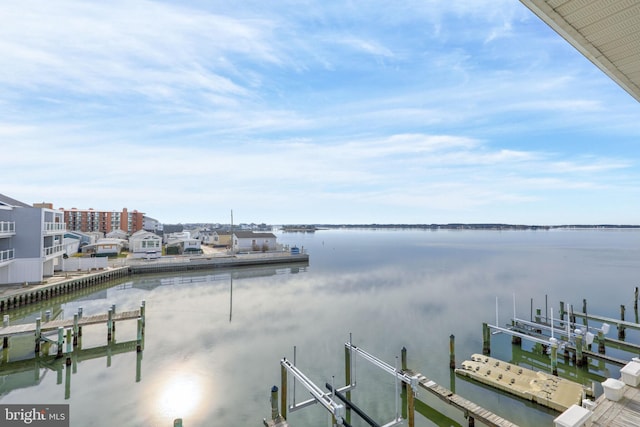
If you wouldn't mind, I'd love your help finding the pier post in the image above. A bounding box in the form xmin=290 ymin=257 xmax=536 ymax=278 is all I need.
xmin=345 ymin=344 xmax=352 ymax=425
xmin=140 ymin=301 xmax=146 ymax=331
xmin=635 ymin=287 xmax=638 ymax=311
xmin=449 ymin=335 xmax=456 ymax=369
xmin=35 ymin=317 xmax=41 ymax=353
xmin=280 ymin=360 xmax=287 ymax=420
xmin=574 ymin=330 xmax=585 ymax=367
xmin=270 ymin=386 xmax=280 ymax=420
xmin=559 ymin=301 xmax=565 ymax=321
xmin=619 ymin=305 xmax=626 ymax=340
xmin=511 ymin=319 xmax=521 ymax=345
xmin=482 ymin=323 xmax=490 ymax=355
xmin=136 ymin=317 xmax=143 ymax=352
xmin=173 ymin=419 xmax=183 ymax=427
xmin=2 ymin=336 xmax=7 ymax=350
xmin=107 ymin=308 xmax=113 ymax=342
xmin=550 ymin=338 xmax=558 ymax=376
xmin=111 ymin=304 xmax=116 ymax=333
xmin=65 ymin=329 xmax=72 ymax=366
xmin=408 ymin=385 xmax=415 ymax=427
xmin=597 ymin=329 xmax=605 ymax=354
xmin=56 ymin=327 xmax=64 ymax=358
xmin=3 ymin=315 xmax=9 ymax=327
xmin=73 ymin=314 xmax=79 ymax=346
xmin=45 ymin=310 xmax=51 ymax=322
xmin=401 ymin=346 xmax=407 ymax=371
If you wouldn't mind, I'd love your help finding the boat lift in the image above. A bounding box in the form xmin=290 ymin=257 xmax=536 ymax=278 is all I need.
xmin=279 ymin=337 xmax=420 ymax=427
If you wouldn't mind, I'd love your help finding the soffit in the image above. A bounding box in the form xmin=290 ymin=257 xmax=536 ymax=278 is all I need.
xmin=520 ymin=0 xmax=640 ymax=102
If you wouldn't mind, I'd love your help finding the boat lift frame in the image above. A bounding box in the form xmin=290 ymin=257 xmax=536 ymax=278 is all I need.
xmin=280 ymin=337 xmax=421 ymax=427
xmin=344 ymin=341 xmax=420 ymax=427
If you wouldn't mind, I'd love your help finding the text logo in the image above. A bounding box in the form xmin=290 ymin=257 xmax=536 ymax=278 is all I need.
xmin=1 ymin=405 xmax=69 ymax=426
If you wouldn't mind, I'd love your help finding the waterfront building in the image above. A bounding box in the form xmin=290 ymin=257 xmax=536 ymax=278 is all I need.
xmin=129 ymin=230 xmax=162 ymax=258
xmin=60 ymin=207 xmax=145 ymax=234
xmin=232 ymin=231 xmax=277 ymax=252
xmin=0 ymin=193 xmax=66 ymax=286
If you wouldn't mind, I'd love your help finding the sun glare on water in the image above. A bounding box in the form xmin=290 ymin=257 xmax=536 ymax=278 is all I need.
xmin=157 ymin=373 xmax=204 ymax=420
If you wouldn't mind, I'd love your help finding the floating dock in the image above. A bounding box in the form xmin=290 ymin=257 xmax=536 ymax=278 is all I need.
xmin=456 ymin=354 xmax=589 ymax=412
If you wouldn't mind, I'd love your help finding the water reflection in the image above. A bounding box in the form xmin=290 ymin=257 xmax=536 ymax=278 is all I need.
xmin=156 ymin=371 xmax=203 ymax=420
xmin=0 ymin=230 xmax=638 ymax=427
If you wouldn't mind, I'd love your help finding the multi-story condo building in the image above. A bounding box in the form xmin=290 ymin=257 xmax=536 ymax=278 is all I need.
xmin=0 ymin=194 xmax=66 ymax=286
xmin=61 ymin=207 xmax=144 ymax=235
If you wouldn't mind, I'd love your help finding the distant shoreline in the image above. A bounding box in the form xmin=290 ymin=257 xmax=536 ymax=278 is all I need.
xmin=280 ymin=224 xmax=640 ymax=231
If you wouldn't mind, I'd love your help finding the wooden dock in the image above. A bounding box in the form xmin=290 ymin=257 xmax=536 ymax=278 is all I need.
xmin=0 ymin=302 xmax=146 ymax=359
xmin=405 ymin=369 xmax=519 ymax=427
xmin=589 ymin=381 xmax=640 ymax=426
xmin=0 ymin=310 xmax=141 ymax=338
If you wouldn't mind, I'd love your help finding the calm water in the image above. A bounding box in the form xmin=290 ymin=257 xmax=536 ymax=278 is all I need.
xmin=1 ymin=229 xmax=640 ymax=427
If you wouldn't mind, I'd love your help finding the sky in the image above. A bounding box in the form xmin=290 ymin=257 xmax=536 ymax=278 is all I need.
xmin=2 ymin=1 xmax=640 ymax=225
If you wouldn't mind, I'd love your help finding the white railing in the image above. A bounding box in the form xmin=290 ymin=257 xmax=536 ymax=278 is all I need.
xmin=43 ymin=244 xmax=64 ymax=257
xmin=0 ymin=248 xmax=14 ymax=263
xmin=44 ymin=222 xmax=66 ymax=233
xmin=0 ymin=221 xmax=15 ymax=234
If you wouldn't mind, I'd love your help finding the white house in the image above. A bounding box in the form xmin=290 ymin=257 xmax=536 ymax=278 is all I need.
xmin=232 ymin=231 xmax=277 ymax=252
xmin=129 ymin=230 xmax=162 ymax=259
xmin=94 ymin=238 xmax=125 ymax=257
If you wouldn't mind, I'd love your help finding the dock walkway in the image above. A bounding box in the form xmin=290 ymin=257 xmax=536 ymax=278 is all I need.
xmin=0 ymin=309 xmax=141 ymax=337
xmin=590 ymin=382 xmax=640 ymax=426
xmin=405 ymin=369 xmax=519 ymax=427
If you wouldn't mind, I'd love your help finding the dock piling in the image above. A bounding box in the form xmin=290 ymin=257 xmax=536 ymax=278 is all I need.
xmin=65 ymin=328 xmax=72 ymax=366
xmin=482 ymin=323 xmax=490 ymax=355
xmin=3 ymin=315 xmax=9 ymax=327
xmin=107 ymin=308 xmax=113 ymax=342
xmin=449 ymin=335 xmax=455 ymax=369
xmin=619 ymin=305 xmax=626 ymax=340
xmin=270 ymin=386 xmax=280 ymax=420
xmin=280 ymin=359 xmax=287 ymax=420
xmin=35 ymin=317 xmax=42 ymax=353
xmin=136 ymin=317 xmax=143 ymax=352
xmin=73 ymin=314 xmax=79 ymax=346
xmin=56 ymin=327 xmax=64 ymax=358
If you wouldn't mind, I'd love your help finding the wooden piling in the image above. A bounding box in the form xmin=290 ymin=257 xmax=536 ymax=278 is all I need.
xmin=575 ymin=331 xmax=585 ymax=367
xmin=619 ymin=305 xmax=626 ymax=340
xmin=559 ymin=301 xmax=565 ymax=321
xmin=280 ymin=360 xmax=287 ymax=420
xmin=271 ymin=386 xmax=279 ymax=420
xmin=136 ymin=318 xmax=143 ymax=352
xmin=65 ymin=329 xmax=72 ymax=366
xmin=56 ymin=327 xmax=64 ymax=358
xmin=107 ymin=308 xmax=113 ymax=342
xmin=73 ymin=314 xmax=79 ymax=346
xmin=482 ymin=323 xmax=490 ymax=355
xmin=35 ymin=317 xmax=41 ymax=353
xmin=598 ymin=329 xmax=606 ymax=354
xmin=550 ymin=338 xmax=558 ymax=376
xmin=173 ymin=419 xmax=183 ymax=427
xmin=635 ymin=287 xmax=638 ymax=311
xmin=3 ymin=315 xmax=9 ymax=327
xmin=449 ymin=335 xmax=455 ymax=369
xmin=407 ymin=386 xmax=415 ymax=427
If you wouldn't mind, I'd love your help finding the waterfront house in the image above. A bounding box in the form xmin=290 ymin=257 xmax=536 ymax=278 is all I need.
xmin=0 ymin=194 xmax=66 ymax=286
xmin=94 ymin=238 xmax=125 ymax=257
xmin=129 ymin=230 xmax=162 ymax=259
xmin=232 ymin=231 xmax=277 ymax=252
xmin=209 ymin=231 xmax=232 ymax=247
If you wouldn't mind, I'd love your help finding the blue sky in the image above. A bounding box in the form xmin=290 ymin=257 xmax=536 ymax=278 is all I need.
xmin=2 ymin=0 xmax=639 ymax=225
